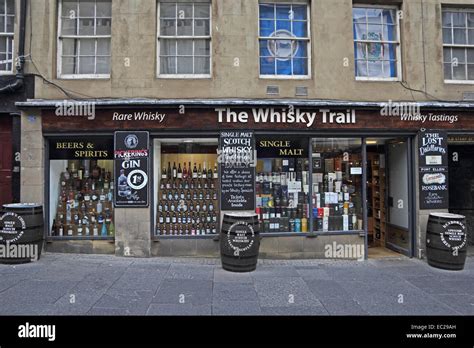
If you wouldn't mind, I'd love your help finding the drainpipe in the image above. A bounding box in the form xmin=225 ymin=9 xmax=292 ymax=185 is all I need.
xmin=0 ymin=0 xmax=27 ymax=94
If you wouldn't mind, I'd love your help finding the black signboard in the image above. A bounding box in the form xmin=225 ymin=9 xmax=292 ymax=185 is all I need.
xmin=219 ymin=131 xmax=256 ymax=211
xmin=418 ymin=130 xmax=449 ymax=210
xmin=49 ymin=137 xmax=113 ymax=159
xmin=114 ymin=131 xmax=149 ymax=207
xmin=256 ymin=136 xmax=309 ymax=158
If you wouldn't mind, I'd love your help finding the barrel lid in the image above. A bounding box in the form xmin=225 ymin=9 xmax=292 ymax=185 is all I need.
xmin=3 ymin=203 xmax=43 ymax=209
xmin=429 ymin=212 xmax=465 ymax=219
xmin=224 ymin=212 xmax=258 ymax=218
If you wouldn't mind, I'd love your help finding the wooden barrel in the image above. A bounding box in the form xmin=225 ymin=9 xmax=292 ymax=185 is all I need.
xmin=426 ymin=213 xmax=467 ymax=271
xmin=0 ymin=203 xmax=44 ymax=264
xmin=220 ymin=213 xmax=260 ymax=272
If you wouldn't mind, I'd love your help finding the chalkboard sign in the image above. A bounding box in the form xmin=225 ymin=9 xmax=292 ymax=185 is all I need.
xmin=114 ymin=131 xmax=150 ymax=207
xmin=219 ymin=131 xmax=256 ymax=211
xmin=418 ymin=130 xmax=449 ymax=210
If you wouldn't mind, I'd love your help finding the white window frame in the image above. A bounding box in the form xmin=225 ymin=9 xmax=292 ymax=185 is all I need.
xmin=0 ymin=0 xmax=15 ymax=75
xmin=57 ymin=0 xmax=111 ymax=79
xmin=442 ymin=7 xmax=474 ymax=84
xmin=353 ymin=4 xmax=402 ymax=82
xmin=157 ymin=1 xmax=212 ymax=79
xmin=258 ymin=1 xmax=312 ymax=80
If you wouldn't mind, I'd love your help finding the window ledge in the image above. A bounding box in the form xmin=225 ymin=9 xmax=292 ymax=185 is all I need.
xmin=157 ymin=74 xmax=212 ymax=79
xmin=355 ymin=77 xmax=400 ymax=82
xmin=259 ymin=75 xmax=311 ymax=80
xmin=444 ymin=80 xmax=474 ymax=85
xmin=58 ymin=74 xmax=111 ymax=80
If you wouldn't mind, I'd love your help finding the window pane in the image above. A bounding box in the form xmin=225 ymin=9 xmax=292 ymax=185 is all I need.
xmin=0 ymin=1 xmax=4 ymax=15
xmin=0 ymin=37 xmax=6 ymax=52
xmin=383 ymin=61 xmax=397 ymax=78
xmin=367 ymin=9 xmax=382 ymax=24
xmin=160 ymin=56 xmax=176 ymax=74
xmin=293 ymin=21 xmax=307 ymax=38
xmin=177 ymin=39 xmax=193 ymax=55
xmin=0 ymin=16 xmax=3 ymax=32
xmin=469 ymin=13 xmax=474 ymax=28
xmin=453 ymin=12 xmax=466 ymax=27
xmin=62 ymin=56 xmax=77 ymax=74
xmin=443 ymin=48 xmax=451 ymax=63
xmin=62 ymin=38 xmax=78 ymax=56
xmin=366 ymin=24 xmax=383 ymax=41
xmin=442 ymin=12 xmax=452 ymax=27
xmin=467 ymin=48 xmax=474 ymax=63
xmin=382 ymin=9 xmax=396 ymax=25
xmin=276 ymin=58 xmax=291 ymax=75
xmin=260 ymin=19 xmax=274 ymax=37
xmin=292 ymin=5 xmax=307 ymax=20
xmin=276 ymin=5 xmax=291 ymax=20
xmin=453 ymin=63 xmax=466 ymax=80
xmin=61 ymin=18 xmax=77 ymax=35
xmin=444 ymin=63 xmax=452 ymax=80
xmin=469 ymin=29 xmax=474 ymax=45
xmin=177 ymin=19 xmax=192 ymax=36
xmin=194 ymin=39 xmax=210 ymax=55
xmin=276 ymin=19 xmax=291 ymax=32
xmin=353 ymin=8 xmax=366 ymax=23
xmin=194 ymin=56 xmax=210 ymax=74
xmin=160 ymin=3 xmax=176 ymax=18
xmin=260 ymin=56 xmax=275 ymax=75
xmin=160 ymin=39 xmax=176 ymax=56
xmin=96 ymin=56 xmax=110 ymax=74
xmin=79 ymin=18 xmax=95 ymax=35
xmin=79 ymin=39 xmax=95 ymax=55
xmin=96 ymin=18 xmax=111 ymax=35
xmin=468 ymin=64 xmax=474 ymax=80
xmin=194 ymin=19 xmax=209 ymax=36
xmin=62 ymin=0 xmax=77 ymax=18
xmin=259 ymin=4 xmax=274 ymax=19
xmin=443 ymin=28 xmax=452 ymax=44
xmin=96 ymin=0 xmax=111 ymax=17
xmin=353 ymin=21 xmax=367 ymax=39
xmin=293 ymin=57 xmax=308 ymax=75
xmin=97 ymin=38 xmax=110 ymax=55
xmin=177 ymin=56 xmax=193 ymax=73
xmin=160 ymin=19 xmax=176 ymax=36
xmin=79 ymin=1 xmax=95 ymax=17
xmin=453 ymin=28 xmax=467 ymax=44
xmin=6 ymin=16 xmax=13 ymax=32
xmin=368 ymin=60 xmax=383 ymax=77
xmin=7 ymin=0 xmax=14 ymax=14
xmin=452 ymin=48 xmax=466 ymax=63
xmin=194 ymin=3 xmax=210 ymax=18
xmin=79 ymin=56 xmax=95 ymax=74
xmin=177 ymin=3 xmax=192 ymax=18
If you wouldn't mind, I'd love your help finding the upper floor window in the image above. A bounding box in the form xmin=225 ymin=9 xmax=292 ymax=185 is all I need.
xmin=58 ymin=0 xmax=111 ymax=78
xmin=442 ymin=9 xmax=474 ymax=82
xmin=158 ymin=1 xmax=211 ymax=77
xmin=259 ymin=2 xmax=310 ymax=78
xmin=0 ymin=0 xmax=15 ymax=74
xmin=353 ymin=6 xmax=400 ymax=80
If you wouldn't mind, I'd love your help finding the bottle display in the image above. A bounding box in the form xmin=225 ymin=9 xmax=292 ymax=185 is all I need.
xmin=51 ymin=160 xmax=115 ymax=238
xmin=156 ymin=155 xmax=219 ymax=236
xmin=311 ymin=139 xmax=363 ymax=232
xmin=255 ymin=158 xmax=310 ymax=233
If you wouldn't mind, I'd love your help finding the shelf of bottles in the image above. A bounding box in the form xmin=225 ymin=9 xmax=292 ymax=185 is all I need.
xmin=255 ymin=159 xmax=310 ymax=233
xmin=51 ymin=160 xmax=115 ymax=238
xmin=156 ymin=161 xmax=219 ymax=237
xmin=311 ymin=142 xmax=363 ymax=232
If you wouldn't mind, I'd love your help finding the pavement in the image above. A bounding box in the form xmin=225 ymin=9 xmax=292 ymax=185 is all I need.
xmin=0 ymin=252 xmax=473 ymax=316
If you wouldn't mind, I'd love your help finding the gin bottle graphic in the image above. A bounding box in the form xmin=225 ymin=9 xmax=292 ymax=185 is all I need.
xmin=117 ymin=169 xmax=130 ymax=197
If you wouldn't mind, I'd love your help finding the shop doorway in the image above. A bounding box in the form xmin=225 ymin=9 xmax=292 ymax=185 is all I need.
xmin=0 ymin=117 xmax=13 ymax=206
xmin=448 ymin=139 xmax=474 ymax=247
xmin=366 ymin=137 xmax=411 ymax=258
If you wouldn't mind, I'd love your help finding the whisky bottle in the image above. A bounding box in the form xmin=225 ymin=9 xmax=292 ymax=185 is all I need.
xmin=101 ymin=223 xmax=108 ymax=236
xmin=192 ymin=163 xmax=198 ymax=179
xmin=202 ymin=162 xmax=207 ymax=179
xmin=167 ymin=162 xmax=172 ymax=179
xmin=172 ymin=162 xmax=177 ymax=179
xmin=207 ymin=163 xmax=212 ymax=179
xmin=177 ymin=163 xmax=182 ymax=179
xmin=213 ymin=162 xmax=218 ymax=179
xmin=165 ymin=212 xmax=171 ymax=224
xmin=162 ymin=166 xmax=167 ymax=180
xmin=58 ymin=222 xmax=64 ymax=237
xmin=51 ymin=219 xmax=57 ymax=236
xmin=182 ymin=162 xmax=188 ymax=179
xmin=109 ymin=221 xmax=115 ymax=236
xmin=93 ymin=223 xmax=99 ymax=236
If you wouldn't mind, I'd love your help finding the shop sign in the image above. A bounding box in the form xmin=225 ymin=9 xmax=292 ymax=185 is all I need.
xmin=114 ymin=131 xmax=149 ymax=207
xmin=256 ymin=136 xmax=309 ymax=158
xmin=49 ymin=137 xmax=113 ymax=159
xmin=418 ymin=130 xmax=449 ymax=210
xmin=219 ymin=131 xmax=256 ymax=210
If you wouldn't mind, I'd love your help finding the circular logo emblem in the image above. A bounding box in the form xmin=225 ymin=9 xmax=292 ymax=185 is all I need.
xmin=124 ymin=134 xmax=139 ymax=149
xmin=227 ymin=221 xmax=255 ymax=256
xmin=267 ymin=30 xmax=299 ymax=61
xmin=0 ymin=212 xmax=26 ymax=243
xmin=127 ymin=169 xmax=148 ymax=190
xmin=440 ymin=220 xmax=467 ymax=255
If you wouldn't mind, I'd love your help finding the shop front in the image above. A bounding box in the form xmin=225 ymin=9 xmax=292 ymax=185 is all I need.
xmin=17 ymin=100 xmax=474 ymax=259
